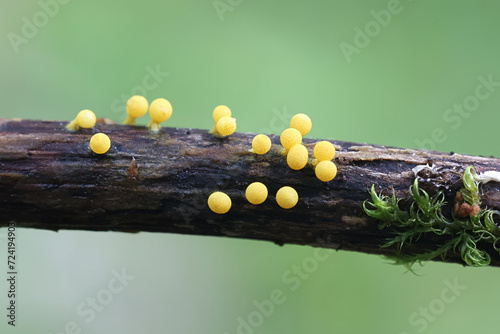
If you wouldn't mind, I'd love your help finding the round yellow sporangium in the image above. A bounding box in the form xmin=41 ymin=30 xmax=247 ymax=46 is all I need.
xmin=148 ymin=98 xmax=173 ymax=131
xmin=66 ymin=109 xmax=96 ymax=131
xmin=124 ymin=95 xmax=149 ymax=125
xmin=245 ymin=182 xmax=268 ymax=205
xmin=280 ymin=128 xmax=302 ymax=151
xmin=287 ymin=144 xmax=308 ymax=170
xmin=315 ymin=160 xmax=337 ymax=182
xmin=251 ymin=134 xmax=272 ymax=155
xmin=89 ymin=133 xmax=111 ymax=154
xmin=314 ymin=141 xmax=336 ymax=162
xmin=216 ymin=116 xmax=237 ymax=137
xmin=213 ymin=105 xmax=231 ymax=123
xmin=276 ymin=186 xmax=298 ymax=209
xmin=290 ymin=113 xmax=312 ymax=136
xmin=208 ymin=191 xmax=232 ymax=214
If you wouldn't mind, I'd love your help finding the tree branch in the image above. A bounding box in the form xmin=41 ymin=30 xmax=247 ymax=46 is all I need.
xmin=1 ymin=118 xmax=500 ymax=267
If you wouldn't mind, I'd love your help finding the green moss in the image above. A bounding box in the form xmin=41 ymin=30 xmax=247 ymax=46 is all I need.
xmin=363 ymin=166 xmax=500 ymax=268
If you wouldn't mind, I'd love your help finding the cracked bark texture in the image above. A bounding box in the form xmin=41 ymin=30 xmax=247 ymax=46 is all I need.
xmin=1 ymin=118 xmax=500 ymax=267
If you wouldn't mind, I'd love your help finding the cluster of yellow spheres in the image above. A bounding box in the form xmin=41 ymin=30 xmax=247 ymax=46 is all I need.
xmin=313 ymin=141 xmax=337 ymax=182
xmin=280 ymin=114 xmax=311 ymax=171
xmin=208 ymin=113 xmax=315 ymax=214
xmin=210 ymin=105 xmax=237 ymax=137
xmin=66 ymin=101 xmax=337 ymax=215
xmin=208 ymin=183 xmax=299 ymax=214
xmin=279 ymin=114 xmax=338 ymax=182
xmin=66 ymin=95 xmax=173 ymax=155
xmin=124 ymin=95 xmax=173 ymax=132
xmin=66 ymin=109 xmax=112 ymax=154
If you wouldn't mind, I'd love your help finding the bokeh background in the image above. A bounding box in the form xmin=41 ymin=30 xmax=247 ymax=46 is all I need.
xmin=1 ymin=0 xmax=500 ymax=333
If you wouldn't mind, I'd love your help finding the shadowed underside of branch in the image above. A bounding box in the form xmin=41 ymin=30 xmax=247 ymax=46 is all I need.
xmin=1 ymin=118 xmax=500 ymax=267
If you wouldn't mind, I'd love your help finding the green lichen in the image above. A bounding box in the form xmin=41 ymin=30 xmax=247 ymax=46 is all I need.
xmin=363 ymin=166 xmax=500 ymax=268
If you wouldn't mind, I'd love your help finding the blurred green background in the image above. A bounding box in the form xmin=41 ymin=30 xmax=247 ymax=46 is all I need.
xmin=1 ymin=0 xmax=500 ymax=333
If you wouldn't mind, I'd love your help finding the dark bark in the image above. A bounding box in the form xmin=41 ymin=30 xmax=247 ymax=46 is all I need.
xmin=1 ymin=119 xmax=500 ymax=267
